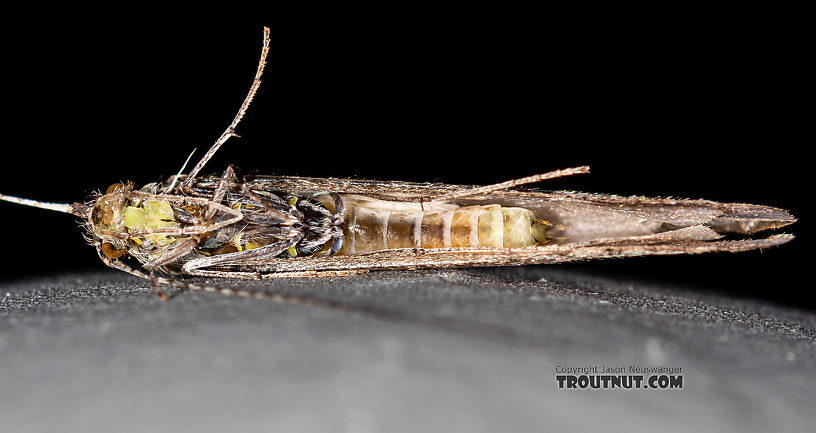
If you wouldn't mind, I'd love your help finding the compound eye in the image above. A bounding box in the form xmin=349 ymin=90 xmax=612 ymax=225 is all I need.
xmin=101 ymin=243 xmax=125 ymax=259
xmin=106 ymin=183 xmax=125 ymax=194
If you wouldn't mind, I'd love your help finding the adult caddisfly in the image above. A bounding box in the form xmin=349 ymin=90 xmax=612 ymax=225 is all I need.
xmin=0 ymin=27 xmax=796 ymax=302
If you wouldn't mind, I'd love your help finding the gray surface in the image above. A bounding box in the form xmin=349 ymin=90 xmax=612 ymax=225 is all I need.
xmin=1 ymin=267 xmax=814 ymax=433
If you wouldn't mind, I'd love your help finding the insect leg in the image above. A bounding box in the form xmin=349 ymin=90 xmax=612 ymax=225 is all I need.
xmin=263 ymin=270 xmax=369 ymax=278
xmin=184 ymin=269 xmax=368 ymax=279
xmin=142 ymin=237 xmax=201 ymax=272
xmin=240 ymin=184 xmax=301 ymax=224
xmin=181 ymin=236 xmax=299 ymax=275
xmin=315 ymin=193 xmax=344 ymax=255
xmin=203 ymin=165 xmax=235 ymax=220
xmin=95 ymin=243 xmax=366 ymax=305
xmin=137 ymin=237 xmax=201 ymax=299
xmin=183 ymin=28 xmax=271 ymax=188
xmin=329 ymin=227 xmax=344 ymax=256
xmin=95 ymin=244 xmax=174 ymax=300
xmin=428 ymin=166 xmax=590 ymax=200
xmin=330 ymin=193 xmax=345 ymax=222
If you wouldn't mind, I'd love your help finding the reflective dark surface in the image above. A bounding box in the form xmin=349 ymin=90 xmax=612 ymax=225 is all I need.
xmin=1 ymin=267 xmax=813 ymax=432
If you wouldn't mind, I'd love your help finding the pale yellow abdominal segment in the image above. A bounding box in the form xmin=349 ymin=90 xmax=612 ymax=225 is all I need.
xmin=334 ymin=196 xmax=550 ymax=255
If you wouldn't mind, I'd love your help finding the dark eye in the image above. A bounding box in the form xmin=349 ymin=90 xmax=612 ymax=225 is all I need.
xmin=101 ymin=243 xmax=125 ymax=259
xmin=106 ymin=183 xmax=125 ymax=194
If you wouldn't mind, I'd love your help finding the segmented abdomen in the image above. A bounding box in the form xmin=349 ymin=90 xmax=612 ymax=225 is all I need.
xmin=334 ymin=196 xmax=548 ymax=255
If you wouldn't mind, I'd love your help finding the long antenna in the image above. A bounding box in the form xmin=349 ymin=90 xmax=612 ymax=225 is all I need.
xmin=182 ymin=27 xmax=271 ymax=188
xmin=0 ymin=193 xmax=74 ymax=214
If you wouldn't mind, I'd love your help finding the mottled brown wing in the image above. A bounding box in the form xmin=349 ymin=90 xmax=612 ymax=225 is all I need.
xmin=243 ymin=175 xmax=470 ymax=201
xmin=186 ymin=174 xmax=795 ymax=275
xmin=221 ymin=228 xmax=795 ymax=275
xmin=243 ymin=175 xmax=795 ymax=235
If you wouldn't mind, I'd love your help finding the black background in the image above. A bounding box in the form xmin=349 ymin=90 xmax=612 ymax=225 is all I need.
xmin=0 ymin=16 xmax=808 ymax=308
